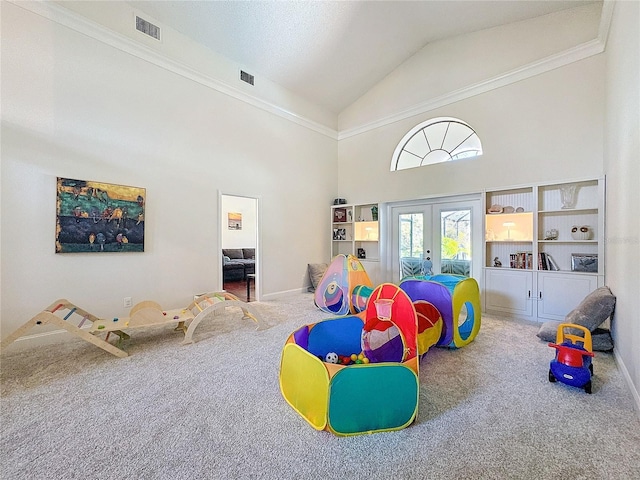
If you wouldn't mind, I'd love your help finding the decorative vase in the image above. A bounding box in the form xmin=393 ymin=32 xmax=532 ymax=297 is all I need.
xmin=560 ymin=185 xmax=578 ymax=209
xmin=371 ymin=206 xmax=378 ymax=221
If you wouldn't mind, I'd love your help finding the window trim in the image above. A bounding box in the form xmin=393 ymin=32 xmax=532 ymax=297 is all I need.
xmin=391 ymin=117 xmax=482 ymax=171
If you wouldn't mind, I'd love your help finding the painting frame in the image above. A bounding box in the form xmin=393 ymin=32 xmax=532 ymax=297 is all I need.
xmin=228 ymin=212 xmax=242 ymax=230
xmin=571 ymin=253 xmax=598 ymax=273
xmin=333 ymin=208 xmax=347 ymax=223
xmin=55 ymin=177 xmax=146 ymax=253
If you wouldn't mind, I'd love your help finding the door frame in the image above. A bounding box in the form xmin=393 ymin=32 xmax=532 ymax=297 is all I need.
xmin=219 ymin=191 xmax=261 ymax=302
xmin=383 ymin=193 xmax=482 ymax=284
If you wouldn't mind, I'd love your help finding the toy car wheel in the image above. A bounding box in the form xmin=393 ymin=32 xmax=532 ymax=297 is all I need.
xmin=585 ymin=381 xmax=592 ymax=394
xmin=548 ymin=369 xmax=556 ymax=383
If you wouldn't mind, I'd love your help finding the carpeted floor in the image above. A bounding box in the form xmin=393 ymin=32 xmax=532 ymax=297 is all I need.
xmin=1 ymin=292 xmax=639 ymax=479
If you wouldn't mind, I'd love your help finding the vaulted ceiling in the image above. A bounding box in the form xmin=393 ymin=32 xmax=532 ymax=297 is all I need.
xmin=125 ymin=0 xmax=599 ymax=113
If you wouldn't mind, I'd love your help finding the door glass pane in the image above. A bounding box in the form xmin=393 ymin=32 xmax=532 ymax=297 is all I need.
xmin=440 ymin=209 xmax=471 ymax=277
xmin=399 ymin=213 xmax=424 ymax=279
xmin=399 ymin=213 xmax=423 ymax=258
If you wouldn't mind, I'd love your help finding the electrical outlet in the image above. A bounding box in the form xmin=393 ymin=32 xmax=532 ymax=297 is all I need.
xmin=124 ymin=297 xmax=132 ymax=308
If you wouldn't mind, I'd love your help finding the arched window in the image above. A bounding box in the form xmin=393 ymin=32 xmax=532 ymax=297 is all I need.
xmin=391 ymin=117 xmax=482 ymax=171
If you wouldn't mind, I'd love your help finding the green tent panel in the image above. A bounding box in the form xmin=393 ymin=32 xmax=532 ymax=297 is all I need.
xmin=327 ymin=364 xmax=419 ymax=435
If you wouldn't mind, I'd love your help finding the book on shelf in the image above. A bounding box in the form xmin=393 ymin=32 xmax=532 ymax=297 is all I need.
xmin=537 ymin=252 xmax=559 ymax=271
xmin=510 ymin=251 xmax=532 ymax=269
xmin=547 ymin=254 xmax=559 ymax=271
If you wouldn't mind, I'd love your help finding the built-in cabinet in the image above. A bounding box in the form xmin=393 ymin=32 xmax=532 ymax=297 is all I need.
xmin=483 ymin=178 xmax=604 ymax=322
xmin=331 ymin=203 xmax=380 ymax=283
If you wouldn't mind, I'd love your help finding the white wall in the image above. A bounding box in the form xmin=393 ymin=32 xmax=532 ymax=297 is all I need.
xmin=604 ymin=0 xmax=640 ymax=411
xmin=336 ymin=3 xmax=605 ymax=205
xmin=54 ymin=0 xmax=338 ymax=132
xmin=338 ymin=55 xmax=605 ymax=205
xmin=0 ymin=2 xmax=336 ymax=340
xmin=221 ymin=195 xmax=257 ymax=249
xmin=338 ymin=3 xmax=602 ymax=132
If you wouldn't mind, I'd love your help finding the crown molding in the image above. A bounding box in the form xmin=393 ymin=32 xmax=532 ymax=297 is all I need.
xmin=338 ymin=37 xmax=606 ymax=140
xmin=9 ymin=1 xmax=339 ymax=140
xmin=598 ymin=1 xmax=615 ymax=46
xmin=11 ymin=1 xmax=612 ymax=143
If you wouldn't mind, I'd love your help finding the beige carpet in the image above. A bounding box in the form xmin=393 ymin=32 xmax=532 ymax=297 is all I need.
xmin=1 ymin=292 xmax=639 ymax=479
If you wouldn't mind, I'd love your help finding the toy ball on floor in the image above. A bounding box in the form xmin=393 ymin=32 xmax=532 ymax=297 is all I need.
xmin=325 ymin=352 xmax=339 ymax=364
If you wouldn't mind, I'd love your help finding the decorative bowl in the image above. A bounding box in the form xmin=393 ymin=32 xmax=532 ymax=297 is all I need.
xmin=571 ymin=225 xmax=592 ymax=240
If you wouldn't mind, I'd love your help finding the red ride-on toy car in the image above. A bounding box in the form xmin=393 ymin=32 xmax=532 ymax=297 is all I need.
xmin=548 ymin=323 xmax=595 ymax=394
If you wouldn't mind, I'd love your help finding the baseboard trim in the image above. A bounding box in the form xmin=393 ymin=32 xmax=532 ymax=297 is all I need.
xmin=614 ymin=350 xmax=640 ymax=419
xmin=260 ymin=288 xmax=310 ymax=301
xmin=2 ymin=328 xmax=85 ymax=353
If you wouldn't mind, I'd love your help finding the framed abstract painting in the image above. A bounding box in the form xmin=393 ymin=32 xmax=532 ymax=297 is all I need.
xmin=56 ymin=177 xmax=145 ymax=253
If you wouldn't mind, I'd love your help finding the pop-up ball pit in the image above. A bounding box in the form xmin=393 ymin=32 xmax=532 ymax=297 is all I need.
xmin=279 ymin=284 xmax=419 ymax=436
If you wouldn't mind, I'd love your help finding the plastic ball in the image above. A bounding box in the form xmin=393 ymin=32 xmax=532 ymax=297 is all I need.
xmin=324 ymin=352 xmax=339 ymax=364
xmin=362 ymin=357 xmax=370 ymax=364
xmin=350 ymin=354 xmax=358 ymax=361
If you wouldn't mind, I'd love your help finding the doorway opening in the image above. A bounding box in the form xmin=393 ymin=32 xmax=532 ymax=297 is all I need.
xmin=220 ymin=194 xmax=259 ymax=302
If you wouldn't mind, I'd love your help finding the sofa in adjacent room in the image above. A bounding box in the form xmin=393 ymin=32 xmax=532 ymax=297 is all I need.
xmin=223 ymin=248 xmax=256 ymax=282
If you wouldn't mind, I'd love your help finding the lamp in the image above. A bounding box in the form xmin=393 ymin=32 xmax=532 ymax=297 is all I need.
xmin=503 ymin=222 xmax=516 ymax=240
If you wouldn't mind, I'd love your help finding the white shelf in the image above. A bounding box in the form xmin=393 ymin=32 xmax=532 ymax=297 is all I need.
xmin=538 ymin=240 xmax=597 ymax=244
xmin=331 ymin=203 xmax=380 ymax=262
xmin=483 ymin=178 xmax=604 ymax=322
xmin=538 ymin=208 xmax=597 ymax=215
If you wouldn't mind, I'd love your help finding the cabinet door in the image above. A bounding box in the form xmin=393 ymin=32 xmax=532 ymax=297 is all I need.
xmin=484 ymin=269 xmax=533 ymax=317
xmin=537 ymin=272 xmax=598 ymax=321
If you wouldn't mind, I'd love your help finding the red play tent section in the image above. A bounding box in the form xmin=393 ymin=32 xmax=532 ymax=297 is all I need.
xmin=362 ymin=283 xmax=418 ymax=363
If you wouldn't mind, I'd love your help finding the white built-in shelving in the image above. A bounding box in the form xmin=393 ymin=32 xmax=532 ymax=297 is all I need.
xmin=483 ymin=178 xmax=604 ymax=322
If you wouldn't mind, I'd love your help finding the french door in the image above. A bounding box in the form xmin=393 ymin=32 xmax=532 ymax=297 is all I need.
xmin=389 ymin=196 xmax=482 ymax=284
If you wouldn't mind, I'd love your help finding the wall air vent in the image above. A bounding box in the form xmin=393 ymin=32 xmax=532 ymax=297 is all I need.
xmin=240 ymin=70 xmax=255 ymax=86
xmin=135 ymin=16 xmax=161 ymax=41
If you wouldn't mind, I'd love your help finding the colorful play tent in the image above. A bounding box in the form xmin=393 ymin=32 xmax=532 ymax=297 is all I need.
xmin=400 ymin=274 xmax=481 ymax=349
xmin=314 ymin=254 xmax=372 ymax=315
xmin=280 ymin=284 xmax=419 ymax=436
xmin=289 ymin=262 xmax=482 ymax=436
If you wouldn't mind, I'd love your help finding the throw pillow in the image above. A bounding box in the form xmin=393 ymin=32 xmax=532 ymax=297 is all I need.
xmin=307 ymin=263 xmax=328 ymax=292
xmin=223 ymin=249 xmax=244 ymax=260
xmin=564 ymin=286 xmax=616 ymax=332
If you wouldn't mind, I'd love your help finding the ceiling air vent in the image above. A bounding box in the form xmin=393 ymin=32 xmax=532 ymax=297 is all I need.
xmin=135 ymin=16 xmax=161 ymax=41
xmin=240 ymin=70 xmax=255 ymax=86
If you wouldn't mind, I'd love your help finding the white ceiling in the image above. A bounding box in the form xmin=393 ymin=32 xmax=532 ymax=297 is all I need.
xmin=126 ymin=1 xmax=598 ymax=113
